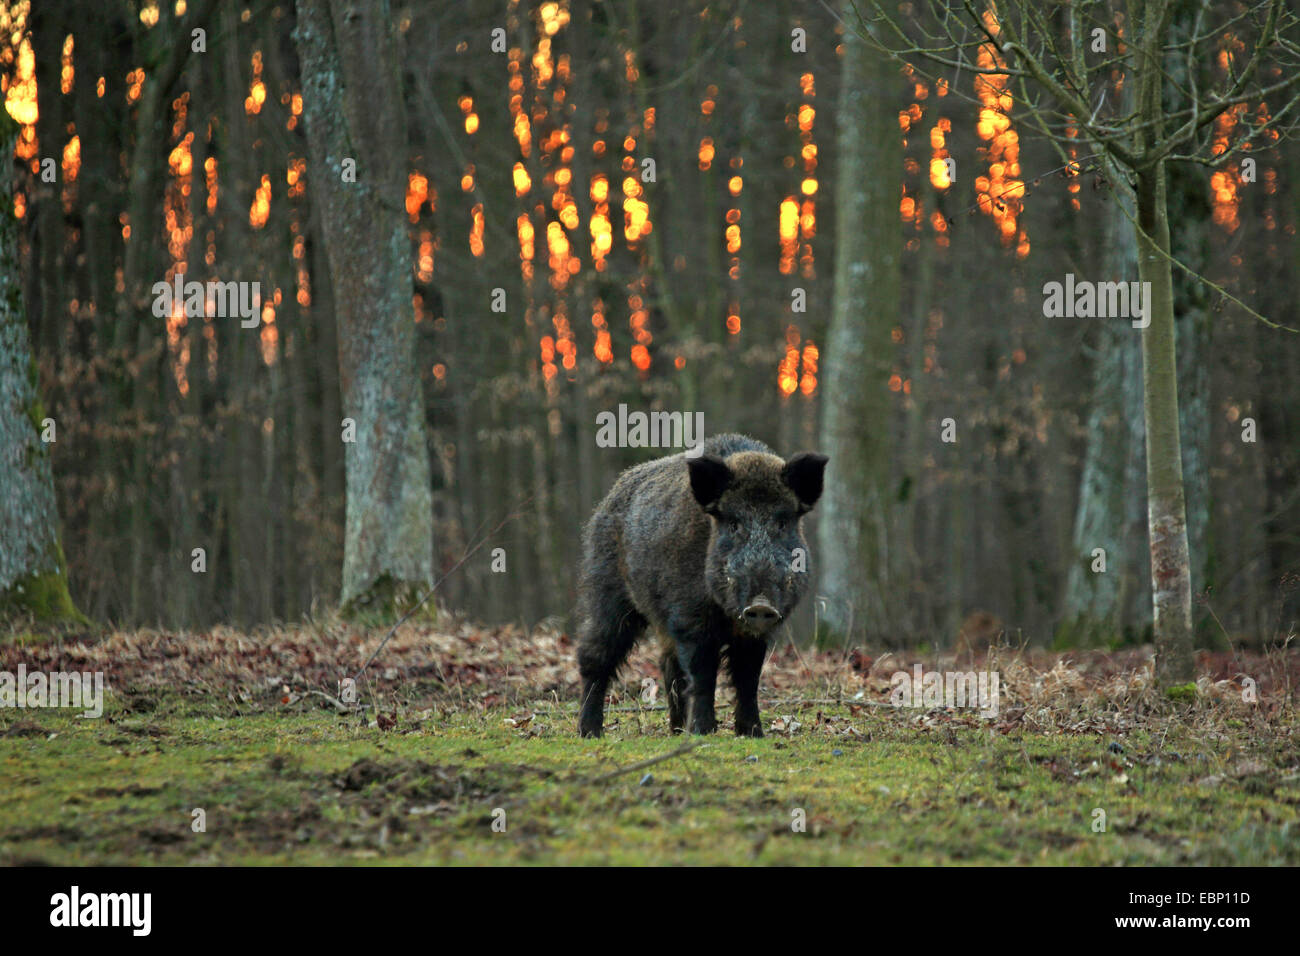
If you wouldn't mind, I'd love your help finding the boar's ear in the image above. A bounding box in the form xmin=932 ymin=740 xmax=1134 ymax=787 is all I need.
xmin=783 ymin=452 xmax=828 ymax=511
xmin=688 ymin=454 xmax=733 ymax=513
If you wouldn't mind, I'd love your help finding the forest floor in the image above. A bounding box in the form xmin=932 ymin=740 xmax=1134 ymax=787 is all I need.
xmin=1 ymin=619 xmax=1297 ymax=865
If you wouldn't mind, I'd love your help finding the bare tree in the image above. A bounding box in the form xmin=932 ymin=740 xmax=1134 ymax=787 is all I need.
xmin=850 ymin=0 xmax=1300 ymax=681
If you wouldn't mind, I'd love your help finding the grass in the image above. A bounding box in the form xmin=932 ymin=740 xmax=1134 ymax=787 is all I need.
xmin=3 ymin=694 xmax=1297 ymax=865
xmin=1 ymin=622 xmax=1297 ymax=865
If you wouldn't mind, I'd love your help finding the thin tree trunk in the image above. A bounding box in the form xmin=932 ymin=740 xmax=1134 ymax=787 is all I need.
xmin=1136 ymin=161 xmax=1195 ymax=683
xmin=30 ymin=2 xmax=64 ymax=358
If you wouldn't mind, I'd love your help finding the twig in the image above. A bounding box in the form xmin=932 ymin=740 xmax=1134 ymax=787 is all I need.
xmin=472 ymin=740 xmax=703 ymax=817
xmin=764 ymin=697 xmax=893 ymax=707
xmin=301 ymin=688 xmax=354 ymax=713
xmin=351 ymin=498 xmax=535 ymax=684
xmin=528 ymin=697 xmax=894 ymax=717
xmin=1102 ymin=169 xmax=1300 ymax=334
xmin=528 ymin=704 xmax=667 ymax=716
xmin=582 ymin=740 xmax=701 ymax=786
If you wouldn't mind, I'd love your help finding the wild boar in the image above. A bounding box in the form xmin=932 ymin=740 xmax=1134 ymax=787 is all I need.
xmin=576 ymin=433 xmax=827 ymax=737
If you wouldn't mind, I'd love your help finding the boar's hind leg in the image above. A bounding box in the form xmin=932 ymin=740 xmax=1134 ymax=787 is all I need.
xmin=728 ymin=640 xmax=767 ymax=737
xmin=661 ymin=649 xmax=690 ymax=733
xmin=577 ymin=597 xmax=644 ymax=738
xmin=674 ymin=639 xmax=720 ymax=735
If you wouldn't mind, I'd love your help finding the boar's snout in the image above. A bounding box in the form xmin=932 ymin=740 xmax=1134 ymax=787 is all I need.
xmin=740 ymin=597 xmax=782 ymax=630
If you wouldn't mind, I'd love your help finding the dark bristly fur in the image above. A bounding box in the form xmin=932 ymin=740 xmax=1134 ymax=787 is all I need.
xmin=576 ymin=433 xmax=827 ymax=737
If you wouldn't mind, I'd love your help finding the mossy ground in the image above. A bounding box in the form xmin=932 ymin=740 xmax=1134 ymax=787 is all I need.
xmin=2 ymin=677 xmax=1296 ymax=865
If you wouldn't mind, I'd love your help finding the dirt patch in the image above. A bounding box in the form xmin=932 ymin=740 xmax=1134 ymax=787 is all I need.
xmin=88 ymin=782 xmax=164 ymax=798
xmin=2 ymin=721 xmax=48 ymax=738
xmin=333 ymin=756 xmax=546 ymax=805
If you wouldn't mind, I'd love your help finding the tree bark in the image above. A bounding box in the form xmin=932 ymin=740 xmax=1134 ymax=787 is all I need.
xmin=1169 ymin=169 xmax=1212 ymax=636
xmin=0 ymin=116 xmax=85 ymax=627
xmin=817 ymin=0 xmax=901 ymax=643
xmin=1136 ymin=161 xmax=1195 ymax=683
xmin=1127 ymin=0 xmax=1195 ymax=682
xmin=295 ymin=0 xmax=434 ymax=611
xmin=1061 ymin=170 xmax=1140 ymax=644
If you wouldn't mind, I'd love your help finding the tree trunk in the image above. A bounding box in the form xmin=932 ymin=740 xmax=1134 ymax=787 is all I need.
xmin=295 ymin=0 xmax=434 ymax=612
xmin=1061 ymin=172 xmax=1140 ymax=645
xmin=817 ymin=0 xmax=901 ymax=643
xmin=0 ymin=116 xmax=85 ymax=628
xmin=1169 ymin=170 xmax=1212 ymax=638
xmin=1164 ymin=9 xmax=1214 ymax=643
xmin=1135 ymin=161 xmax=1195 ymax=683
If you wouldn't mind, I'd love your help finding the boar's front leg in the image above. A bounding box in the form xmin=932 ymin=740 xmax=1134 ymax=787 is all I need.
xmin=674 ymin=638 xmax=720 ymax=735
xmin=728 ymin=638 xmax=767 ymax=737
